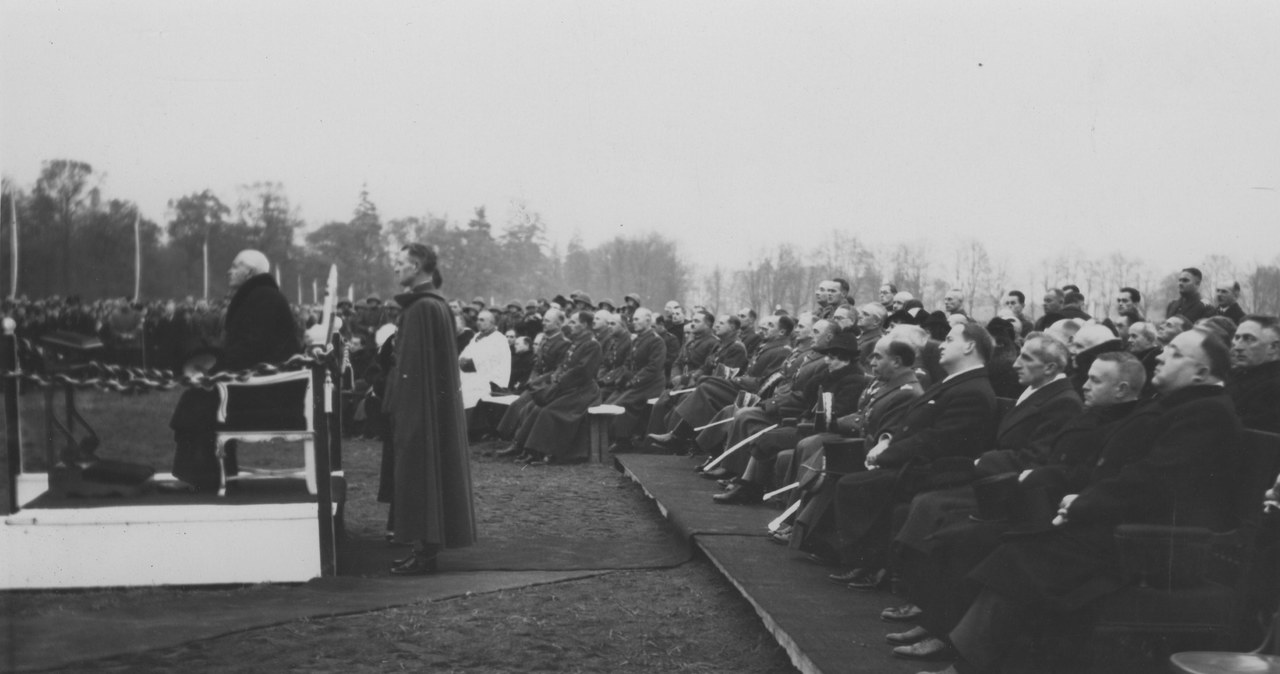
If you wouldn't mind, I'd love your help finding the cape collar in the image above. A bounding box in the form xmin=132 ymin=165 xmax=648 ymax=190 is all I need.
xmin=393 ymin=283 xmax=444 ymax=308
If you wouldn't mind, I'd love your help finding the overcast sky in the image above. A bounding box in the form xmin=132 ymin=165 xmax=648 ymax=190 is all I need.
xmin=3 ymin=0 xmax=1278 ymax=283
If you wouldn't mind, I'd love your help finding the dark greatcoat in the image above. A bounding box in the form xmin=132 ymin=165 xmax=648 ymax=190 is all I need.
xmin=896 ymin=376 xmax=1084 ymax=554
xmin=973 ymin=377 xmax=1083 ymax=476
xmin=606 ymin=329 xmax=668 ymax=439
xmin=520 ymin=331 xmax=603 ymax=460
xmin=647 ymin=333 xmax=745 ymax=435
xmin=901 ymin=399 xmax=1162 ymax=638
xmin=496 ymin=331 xmax=571 ymax=438
xmin=696 ymin=344 xmax=824 ymax=455
xmin=970 ymin=385 xmax=1241 ymax=611
xmin=607 ymin=329 xmax=668 ymax=409
xmin=170 ymin=273 xmax=301 ymax=490
xmin=746 ymin=364 xmax=870 ymax=463
xmin=673 ymin=336 xmax=783 ymax=429
xmin=596 ymin=331 xmax=633 ymax=395
xmin=1226 ymin=360 xmax=1280 ymax=433
xmin=386 ymin=285 xmax=476 ymax=548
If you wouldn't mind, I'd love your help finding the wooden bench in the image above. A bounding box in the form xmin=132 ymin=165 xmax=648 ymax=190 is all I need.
xmin=587 ymin=405 xmax=625 ymax=463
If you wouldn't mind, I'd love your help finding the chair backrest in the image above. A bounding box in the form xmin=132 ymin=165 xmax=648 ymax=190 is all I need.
xmin=217 ymin=369 xmax=314 ymax=433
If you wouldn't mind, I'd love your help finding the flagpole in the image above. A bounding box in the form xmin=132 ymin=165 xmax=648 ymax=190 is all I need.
xmin=312 ymin=279 xmax=318 ymax=305
xmin=8 ymin=194 xmax=17 ymax=300
xmin=296 ymin=275 xmax=302 ymax=305
xmin=133 ymin=209 xmax=141 ymax=300
xmin=202 ymin=236 xmax=209 ymax=300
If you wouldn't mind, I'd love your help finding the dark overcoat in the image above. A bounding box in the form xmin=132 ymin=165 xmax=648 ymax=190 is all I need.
xmin=607 ymin=329 xmax=667 ymax=408
xmin=974 ymin=377 xmax=1083 ymax=475
xmin=1226 ymin=360 xmax=1280 ymax=433
xmin=970 ymin=385 xmax=1241 ymax=610
xmin=523 ymin=332 xmax=603 ymax=460
xmin=675 ymin=336 xmax=780 ymax=428
xmin=387 ymin=286 xmax=476 ymax=548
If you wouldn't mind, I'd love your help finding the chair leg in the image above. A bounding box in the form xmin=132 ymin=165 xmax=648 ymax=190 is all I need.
xmin=216 ymin=438 xmax=228 ymax=497
xmin=304 ymin=439 xmax=317 ymax=495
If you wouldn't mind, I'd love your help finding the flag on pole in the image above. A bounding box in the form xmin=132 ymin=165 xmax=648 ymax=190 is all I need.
xmin=133 ymin=209 xmax=141 ymax=301
xmin=275 ymin=266 xmax=281 ymax=285
xmin=348 ymin=284 xmax=354 ymax=303
xmin=312 ymin=279 xmax=318 ymax=305
xmin=296 ymin=275 xmax=303 ymax=305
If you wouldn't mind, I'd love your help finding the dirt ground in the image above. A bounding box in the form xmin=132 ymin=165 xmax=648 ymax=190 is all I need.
xmin=5 ymin=406 xmax=799 ymax=673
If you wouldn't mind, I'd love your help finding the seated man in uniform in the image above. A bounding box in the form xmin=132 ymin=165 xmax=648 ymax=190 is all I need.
xmin=605 ymin=308 xmax=668 ymax=452
xmin=508 ymin=310 xmax=603 ymax=465
xmin=169 ymin=249 xmax=301 ymax=492
xmin=648 ymin=314 xmax=783 ymax=454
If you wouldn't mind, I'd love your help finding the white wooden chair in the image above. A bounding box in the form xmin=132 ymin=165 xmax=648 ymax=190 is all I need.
xmin=214 ymin=369 xmax=317 ymax=497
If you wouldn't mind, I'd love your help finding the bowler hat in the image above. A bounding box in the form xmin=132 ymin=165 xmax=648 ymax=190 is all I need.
xmin=970 ymin=472 xmax=1020 ymax=523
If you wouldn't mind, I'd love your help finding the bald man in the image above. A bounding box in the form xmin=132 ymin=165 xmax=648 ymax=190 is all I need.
xmin=170 ymin=249 xmax=301 ymax=492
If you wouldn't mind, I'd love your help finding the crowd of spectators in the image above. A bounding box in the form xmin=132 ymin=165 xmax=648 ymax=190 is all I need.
xmin=468 ymin=268 xmax=1278 ymax=671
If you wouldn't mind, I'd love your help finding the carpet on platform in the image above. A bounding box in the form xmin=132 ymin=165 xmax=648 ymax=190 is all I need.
xmin=0 ymin=571 xmax=604 ymax=673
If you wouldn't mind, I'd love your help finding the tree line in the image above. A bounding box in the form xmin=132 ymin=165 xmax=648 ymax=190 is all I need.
xmin=3 ymin=158 xmax=1278 ymax=320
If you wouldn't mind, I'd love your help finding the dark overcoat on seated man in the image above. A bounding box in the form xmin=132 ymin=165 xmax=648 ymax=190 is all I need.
xmin=512 ymin=310 xmax=603 ymax=463
xmin=927 ymin=328 xmax=1243 ymax=674
xmin=831 ymin=323 xmax=1000 ymax=573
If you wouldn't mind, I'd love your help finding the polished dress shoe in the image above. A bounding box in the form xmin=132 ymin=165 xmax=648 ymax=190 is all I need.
xmin=846 ymin=567 xmax=889 ymax=591
xmin=390 ymin=553 xmax=438 ymax=576
xmin=712 ymin=482 xmax=762 ymax=505
xmin=881 ymin=603 xmax=924 ymax=623
xmin=892 ymin=637 xmax=956 ymax=661
xmin=769 ymin=529 xmax=792 ymax=545
xmin=885 ymin=625 xmax=931 ymax=646
xmin=699 ymin=466 xmax=731 ymax=480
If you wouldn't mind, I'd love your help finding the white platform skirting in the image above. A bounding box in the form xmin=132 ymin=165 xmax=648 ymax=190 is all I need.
xmin=2 ymin=474 xmax=329 ymax=589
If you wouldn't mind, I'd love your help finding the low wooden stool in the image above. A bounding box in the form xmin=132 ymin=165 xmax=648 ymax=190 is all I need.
xmin=587 ymin=404 xmax=625 ymax=463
